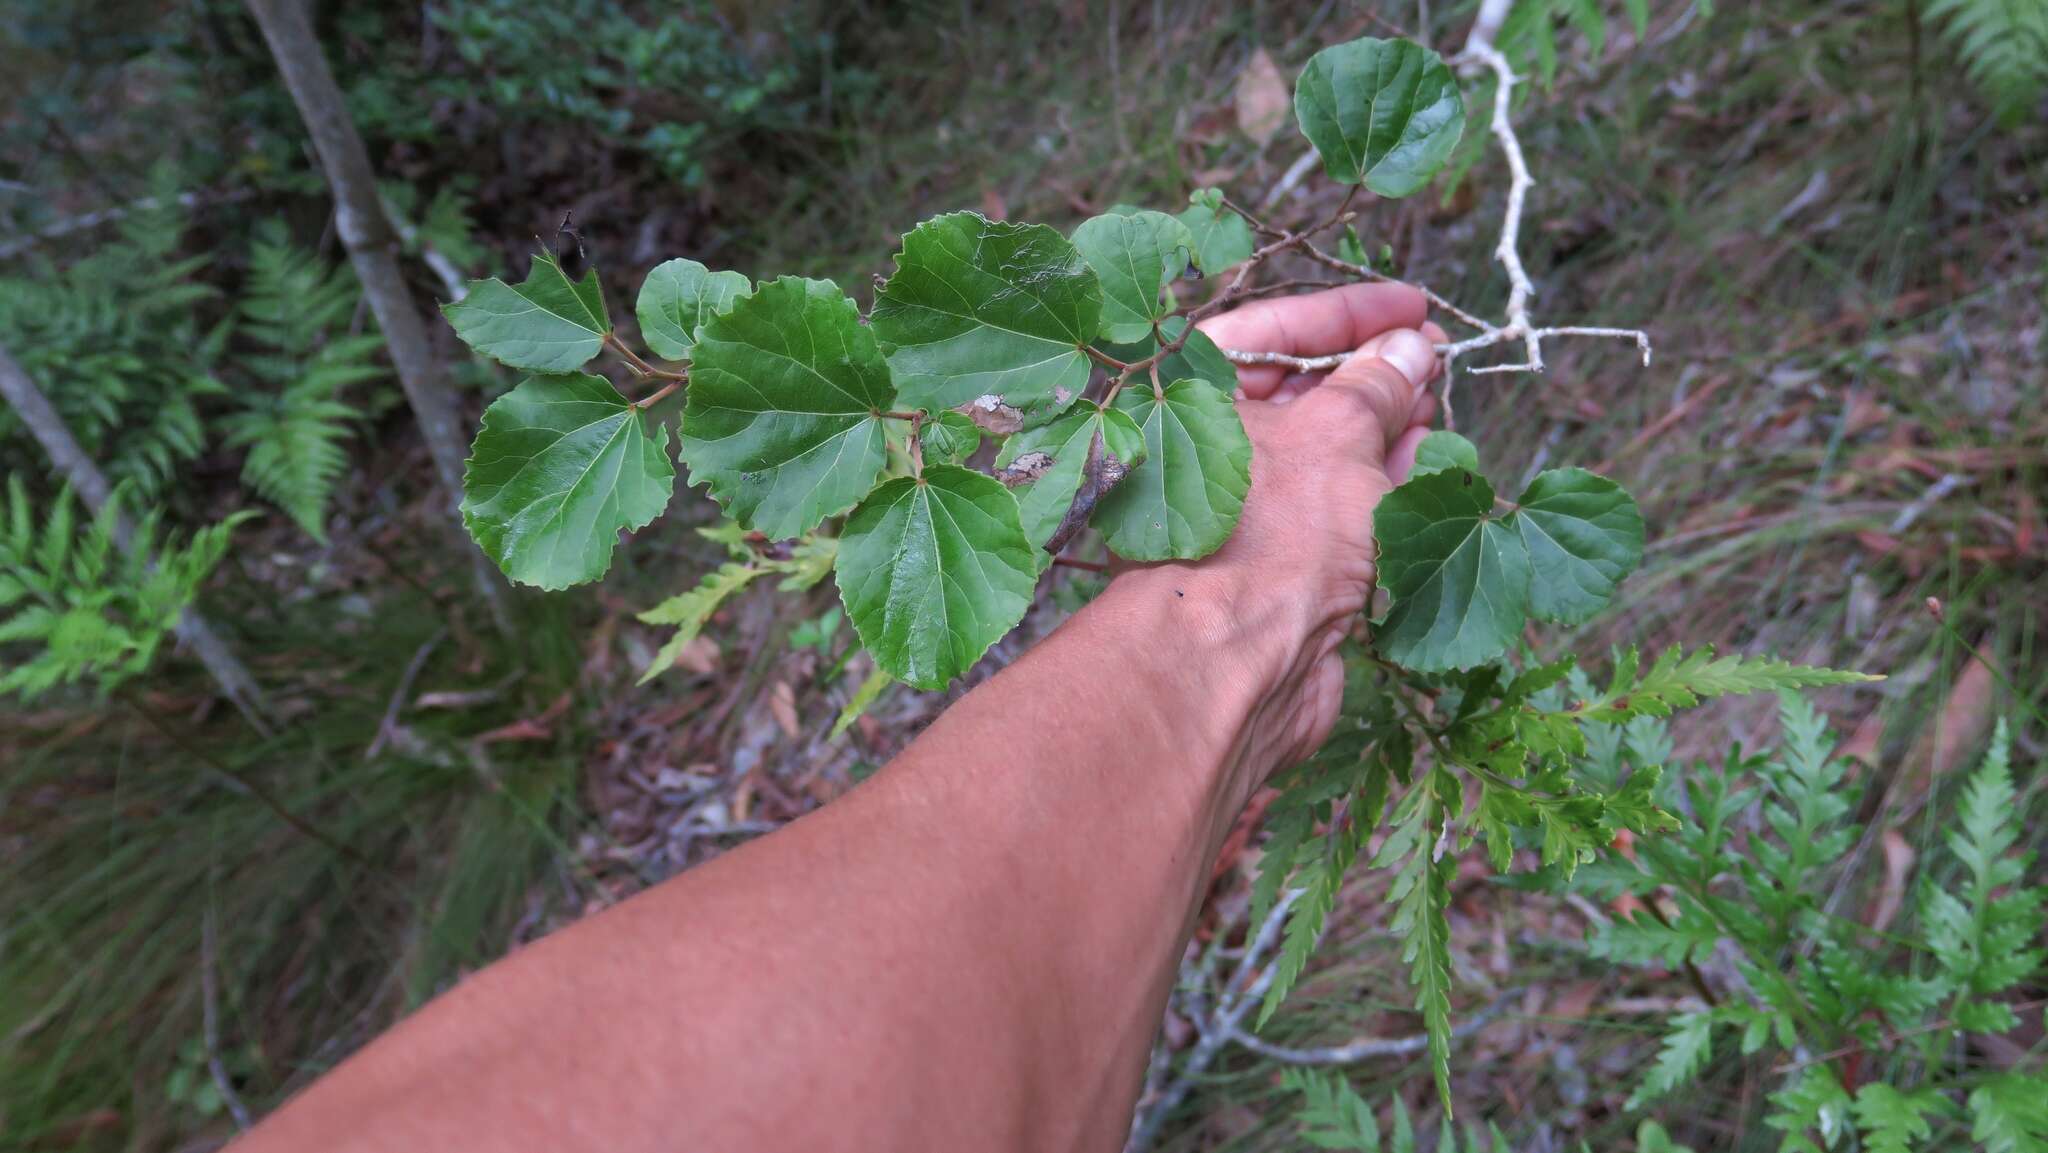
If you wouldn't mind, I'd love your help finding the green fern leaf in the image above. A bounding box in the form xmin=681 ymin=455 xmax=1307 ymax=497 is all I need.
xmin=1971 ymin=1070 xmax=2048 ymax=1153
xmin=1373 ymin=771 xmax=1458 ymax=1111
xmin=1284 ymin=1068 xmax=1384 ymax=1151
xmin=1766 ymin=1065 xmax=1854 ymax=1153
xmin=1578 ymin=645 xmax=1878 ymax=723
xmin=1627 ymin=1010 xmax=1715 ymax=1109
xmin=1852 ymin=1083 xmax=1949 ymax=1153
xmin=1926 ymin=0 xmax=2048 ymax=122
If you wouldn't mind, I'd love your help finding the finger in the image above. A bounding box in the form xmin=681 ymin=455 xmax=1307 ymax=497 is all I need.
xmin=1199 ymin=283 xmax=1428 ymax=399
xmin=1387 ymin=424 xmax=1432 ymax=483
xmin=1300 ymin=329 xmax=1439 ymax=465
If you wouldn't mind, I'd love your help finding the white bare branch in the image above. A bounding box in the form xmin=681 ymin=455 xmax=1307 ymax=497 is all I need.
xmin=1216 ymin=1 xmax=1652 ymax=418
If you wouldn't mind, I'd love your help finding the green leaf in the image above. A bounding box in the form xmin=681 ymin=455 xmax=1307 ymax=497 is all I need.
xmin=1177 ymin=188 xmax=1256 ymax=273
xmin=1093 ymin=378 xmax=1251 ymax=561
xmin=1623 ymin=0 xmax=1650 ymax=37
xmin=1767 ymin=1066 xmax=1854 ymax=1152
xmin=679 ymin=277 xmax=894 ymax=539
xmin=1970 ymin=1070 xmax=2048 ymax=1153
xmin=1852 ymin=1084 xmax=1949 ymax=1153
xmin=635 ymin=258 xmax=749 ymax=360
xmin=997 ymin=404 xmax=1146 ymax=557
xmin=831 ymin=665 xmax=895 ymax=739
xmin=636 ymin=562 xmax=762 ymax=682
xmin=444 ymin=250 xmax=611 ymax=372
xmin=1579 ymin=645 xmax=1881 ymax=723
xmin=1410 ymin=430 xmax=1479 ymax=478
xmin=919 ymin=411 xmax=984 ymax=466
xmin=462 ymin=373 xmax=674 ymax=590
xmin=1259 ymin=819 xmax=1362 ymax=1027
xmin=1628 ymin=1011 xmax=1714 ymax=1109
xmin=835 ymin=465 xmax=1037 ymax=690
xmin=1374 ymin=469 xmax=1530 ymax=672
xmin=1508 ymin=468 xmax=1643 ymax=625
xmin=1284 ymin=1068 xmax=1385 ymax=1151
xmin=1071 ymin=209 xmax=1194 ymax=343
xmin=1380 ymin=774 xmax=1457 ymax=1111
xmin=871 ymin=211 xmax=1100 ymax=417
xmin=1293 ymin=37 xmax=1467 ymax=198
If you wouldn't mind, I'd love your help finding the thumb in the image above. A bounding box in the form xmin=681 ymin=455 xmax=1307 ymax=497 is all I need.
xmin=1315 ymin=329 xmax=1437 ymax=464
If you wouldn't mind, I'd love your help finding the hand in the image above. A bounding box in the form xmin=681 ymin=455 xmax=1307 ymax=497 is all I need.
xmin=1111 ymin=283 xmax=1444 ymax=804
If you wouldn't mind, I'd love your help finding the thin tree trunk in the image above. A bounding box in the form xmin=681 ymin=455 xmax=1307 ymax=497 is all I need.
xmin=245 ymin=0 xmax=515 ymax=636
xmin=0 ymin=344 xmax=275 ymax=732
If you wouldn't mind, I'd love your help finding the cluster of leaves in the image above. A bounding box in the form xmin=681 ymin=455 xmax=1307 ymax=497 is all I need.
xmin=1252 ymin=632 xmax=1874 ymax=1107
xmin=1287 ymin=1068 xmax=1696 ymax=1152
xmin=443 ymin=36 xmax=1469 ymax=693
xmin=1925 ymin=0 xmax=2048 ymax=123
xmin=331 ymin=0 xmax=829 ymax=190
xmin=440 ymin=31 xmax=1890 ymax=1117
xmin=1559 ymin=696 xmax=2046 ymax=1150
xmin=0 ymin=478 xmax=250 ymax=699
xmin=0 ymin=182 xmax=225 ymax=497
xmin=217 ymin=221 xmax=384 ymax=540
xmin=1 ymin=199 xmax=381 ymax=540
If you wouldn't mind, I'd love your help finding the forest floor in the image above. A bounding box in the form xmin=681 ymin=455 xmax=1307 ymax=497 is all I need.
xmin=4 ymin=1 xmax=2043 ymax=1149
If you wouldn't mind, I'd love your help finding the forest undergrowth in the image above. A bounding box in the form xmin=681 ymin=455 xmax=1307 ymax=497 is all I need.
xmin=1 ymin=1 xmax=2042 ymax=1149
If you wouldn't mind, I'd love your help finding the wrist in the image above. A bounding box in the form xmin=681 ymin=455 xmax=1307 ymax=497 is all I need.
xmin=1086 ymin=562 xmax=1306 ymax=811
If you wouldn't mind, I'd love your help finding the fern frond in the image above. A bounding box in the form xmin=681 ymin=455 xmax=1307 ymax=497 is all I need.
xmin=1627 ymin=1010 xmax=1715 ymax=1109
xmin=1371 ymin=771 xmax=1457 ymax=1111
xmin=1926 ymin=0 xmax=2048 ymax=122
xmin=1852 ymin=1083 xmax=1949 ymax=1153
xmin=1765 ymin=1064 xmax=1855 ymax=1153
xmin=1971 ymin=1070 xmax=2048 ymax=1153
xmin=222 ymin=225 xmax=376 ymax=538
xmin=1578 ymin=644 xmax=1879 ymax=723
xmin=1284 ymin=1069 xmax=1384 ymax=1151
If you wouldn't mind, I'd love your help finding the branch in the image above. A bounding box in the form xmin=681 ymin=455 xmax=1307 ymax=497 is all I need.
xmin=1224 ymin=998 xmax=1507 ymax=1065
xmin=1125 ymin=893 xmax=1299 ymax=1153
xmin=201 ymin=906 xmax=255 ymax=1131
xmin=1210 ymin=7 xmax=1652 ymax=421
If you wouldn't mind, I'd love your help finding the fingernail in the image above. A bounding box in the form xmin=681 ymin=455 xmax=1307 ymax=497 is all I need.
xmin=1378 ymin=329 xmax=1437 ymax=388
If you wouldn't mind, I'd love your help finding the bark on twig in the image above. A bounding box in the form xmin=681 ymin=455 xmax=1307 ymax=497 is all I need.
xmin=0 ymin=343 xmax=274 ymax=731
xmin=246 ymin=0 xmax=515 ymax=636
xmin=1125 ymin=893 xmax=1299 ymax=1153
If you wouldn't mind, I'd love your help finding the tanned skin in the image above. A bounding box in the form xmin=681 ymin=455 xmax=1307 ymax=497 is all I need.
xmin=239 ymin=284 xmax=1446 ymax=1153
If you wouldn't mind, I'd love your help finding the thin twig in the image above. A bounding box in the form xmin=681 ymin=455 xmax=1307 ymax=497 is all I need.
xmin=201 ymin=907 xmax=254 ymax=1131
xmin=1225 ymin=999 xmax=1507 ymax=1065
xmin=1125 ymin=893 xmax=1299 ymax=1153
xmin=365 ymin=627 xmax=445 ymax=761
xmin=1208 ymin=2 xmax=1653 ymax=419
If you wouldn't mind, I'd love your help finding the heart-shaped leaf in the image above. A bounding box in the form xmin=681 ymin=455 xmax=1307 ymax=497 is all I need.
xmin=1373 ymin=467 xmax=1530 ymax=671
xmin=462 ymin=373 xmax=674 ymax=589
xmin=1410 ymin=429 xmax=1479 ymax=477
xmin=443 ymin=251 xmax=611 ymax=372
xmin=635 ymin=258 xmax=749 ymax=360
xmin=1071 ymin=209 xmax=1195 ymax=343
xmin=1093 ymin=378 xmax=1251 ymax=560
xmin=835 ymin=465 xmax=1037 ymax=690
xmin=679 ymin=276 xmax=893 ymax=539
xmin=997 ymin=404 xmax=1147 ymax=559
xmin=871 ymin=211 xmax=1100 ymax=418
xmin=918 ymin=411 xmax=983 ymax=466
xmin=1178 ymin=188 xmax=1256 ymax=273
xmin=1294 ymin=37 xmax=1466 ymax=199
xmin=1508 ymin=467 xmax=1643 ymax=625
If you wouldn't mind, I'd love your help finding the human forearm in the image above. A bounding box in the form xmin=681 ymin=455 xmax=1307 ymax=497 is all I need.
xmin=238 ymin=564 xmax=1294 ymax=1153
